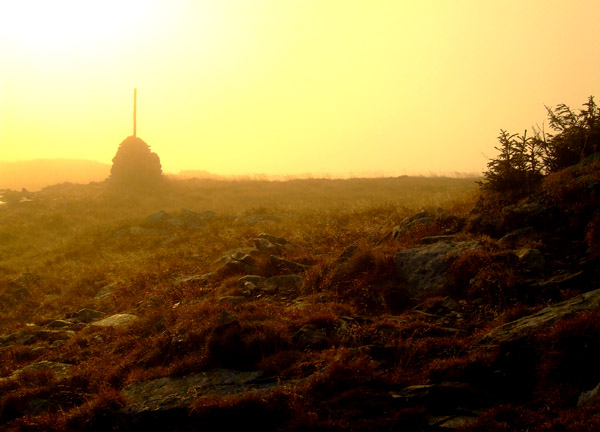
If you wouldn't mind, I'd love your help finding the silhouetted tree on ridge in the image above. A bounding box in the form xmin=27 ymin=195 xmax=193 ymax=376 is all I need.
xmin=481 ymin=95 xmax=599 ymax=194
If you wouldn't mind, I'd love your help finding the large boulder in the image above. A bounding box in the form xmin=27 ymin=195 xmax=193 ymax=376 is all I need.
xmin=393 ymin=241 xmax=481 ymax=296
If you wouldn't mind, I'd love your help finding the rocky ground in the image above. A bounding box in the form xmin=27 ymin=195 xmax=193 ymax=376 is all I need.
xmin=0 ymin=164 xmax=599 ymax=431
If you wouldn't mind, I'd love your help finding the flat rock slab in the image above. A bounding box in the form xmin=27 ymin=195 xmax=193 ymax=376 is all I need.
xmin=91 ymin=313 xmax=138 ymax=328
xmin=122 ymin=369 xmax=268 ymax=413
xmin=482 ymin=288 xmax=600 ymax=344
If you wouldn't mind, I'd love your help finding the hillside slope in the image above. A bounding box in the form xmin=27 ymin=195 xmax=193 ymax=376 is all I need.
xmin=0 ymin=167 xmax=598 ymax=431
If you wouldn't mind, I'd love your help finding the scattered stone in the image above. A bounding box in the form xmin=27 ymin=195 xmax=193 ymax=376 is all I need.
xmin=179 ymin=208 xmax=216 ymax=228
xmin=9 ymin=272 xmax=41 ymax=288
xmin=499 ymin=201 xmax=552 ymax=234
xmin=362 ymin=344 xmax=399 ymax=364
xmin=515 ymin=248 xmax=545 ymax=273
xmin=217 ymin=296 xmax=249 ymax=305
xmin=578 ymin=381 xmax=600 ymax=407
xmin=294 ymin=324 xmax=329 ymax=350
xmin=237 ymin=275 xmax=266 ymax=288
xmin=4 ymin=286 xmax=30 ymax=303
xmin=336 ymin=245 xmax=359 ymax=263
xmin=418 ymin=296 xmax=460 ymax=315
xmin=428 ymin=414 xmax=478 ymax=429
xmin=420 ymin=235 xmax=459 ymax=244
xmin=390 ymin=382 xmax=486 ymax=411
xmin=140 ymin=208 xmax=216 ymax=231
xmin=237 ymin=275 xmax=266 ymax=295
xmin=253 ymin=233 xmax=292 ymax=254
xmin=206 ymin=313 xmax=246 ymax=366
xmin=236 ymin=274 xmax=303 ymax=298
xmin=144 ymin=210 xmax=178 ymax=228
xmin=436 ymin=212 xmax=467 ymax=234
xmin=499 ymin=227 xmax=534 ymax=246
xmin=92 ymin=314 xmax=139 ymax=328
xmin=114 ymin=226 xmax=147 ymax=238
xmin=268 ymin=255 xmax=309 ymax=274
xmin=394 ymin=241 xmax=482 ymax=296
xmin=94 ymin=282 xmax=117 ymax=300
xmin=174 ymin=273 xmax=215 ymax=287
xmin=45 ymin=320 xmax=72 ymax=329
xmin=67 ymin=308 xmax=105 ymax=323
xmin=2 ymin=272 xmax=41 ymax=303
xmin=218 ymin=310 xmax=238 ymax=327
xmin=241 ymin=215 xmax=266 ymax=225
xmin=258 ymin=233 xmax=290 ymax=246
xmin=384 ymin=211 xmax=433 ymax=241
xmin=50 ymin=340 xmax=68 ymax=349
xmin=218 ymin=252 xmax=259 ymax=277
xmin=0 ymin=331 xmax=37 ymax=347
xmin=34 ymin=329 xmax=76 ymax=343
xmin=29 ymin=346 xmax=46 ymax=356
xmin=264 ymin=275 xmax=303 ymax=293
xmin=254 ymin=238 xmax=284 ymax=255
xmin=528 ymin=270 xmax=587 ymax=298
xmin=11 ymin=361 xmax=72 ymax=381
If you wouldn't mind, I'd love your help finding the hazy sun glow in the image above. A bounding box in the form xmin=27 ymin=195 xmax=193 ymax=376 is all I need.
xmin=1 ymin=1 xmax=156 ymax=56
xmin=1 ymin=0 xmax=599 ymax=181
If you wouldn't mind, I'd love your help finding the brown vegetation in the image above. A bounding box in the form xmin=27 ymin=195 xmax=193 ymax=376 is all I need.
xmin=0 ymin=166 xmax=599 ymax=431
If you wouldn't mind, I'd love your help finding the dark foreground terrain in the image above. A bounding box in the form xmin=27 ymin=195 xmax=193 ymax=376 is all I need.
xmin=0 ymin=168 xmax=599 ymax=431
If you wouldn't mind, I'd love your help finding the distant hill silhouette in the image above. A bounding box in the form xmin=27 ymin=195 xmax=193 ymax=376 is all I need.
xmin=0 ymin=159 xmax=110 ymax=191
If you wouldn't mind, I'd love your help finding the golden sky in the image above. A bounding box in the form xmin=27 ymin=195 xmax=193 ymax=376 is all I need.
xmin=1 ymin=0 xmax=599 ymax=177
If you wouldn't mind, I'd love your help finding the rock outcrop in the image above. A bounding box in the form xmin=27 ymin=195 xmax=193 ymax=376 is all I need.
xmin=481 ymin=287 xmax=600 ymax=344
xmin=394 ymin=241 xmax=481 ymax=296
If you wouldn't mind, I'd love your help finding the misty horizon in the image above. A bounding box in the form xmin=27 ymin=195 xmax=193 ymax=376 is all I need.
xmin=0 ymin=156 xmax=481 ymax=192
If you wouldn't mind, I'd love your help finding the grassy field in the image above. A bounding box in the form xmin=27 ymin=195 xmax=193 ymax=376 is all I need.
xmin=1 ymin=166 xmax=600 ymax=431
xmin=0 ymin=175 xmax=479 ymax=297
xmin=0 ymin=175 xmax=492 ymax=430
